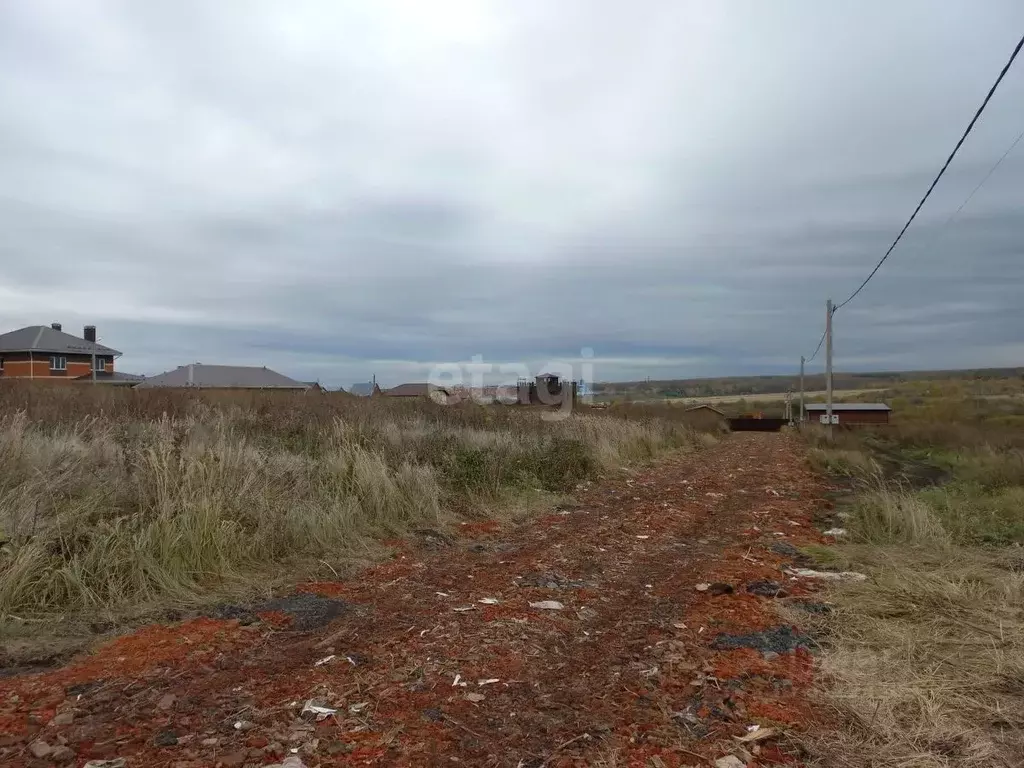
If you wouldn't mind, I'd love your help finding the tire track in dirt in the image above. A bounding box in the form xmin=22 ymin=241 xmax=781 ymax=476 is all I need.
xmin=1 ymin=433 xmax=830 ymax=767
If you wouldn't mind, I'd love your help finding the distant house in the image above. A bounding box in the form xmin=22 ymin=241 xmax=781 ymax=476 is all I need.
xmin=804 ymin=402 xmax=891 ymax=426
xmin=0 ymin=323 xmax=120 ymax=381
xmin=516 ymin=374 xmax=577 ymax=406
xmin=349 ymin=382 xmax=382 ymax=397
xmin=136 ymin=364 xmax=307 ymax=390
xmin=75 ymin=371 xmax=145 ymax=387
xmin=384 ymin=383 xmax=451 ymax=404
xmin=302 ymin=381 xmax=325 ymax=393
xmin=683 ymin=404 xmax=727 ymax=430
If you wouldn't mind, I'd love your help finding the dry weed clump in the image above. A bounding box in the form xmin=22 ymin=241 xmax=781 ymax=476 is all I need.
xmin=0 ymin=385 xmax=713 ymax=617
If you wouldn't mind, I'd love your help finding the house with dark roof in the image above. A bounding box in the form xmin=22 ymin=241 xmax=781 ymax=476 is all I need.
xmin=0 ymin=323 xmax=121 ymax=381
xmin=384 ymin=383 xmax=451 ymax=403
xmin=136 ymin=364 xmax=307 ymax=390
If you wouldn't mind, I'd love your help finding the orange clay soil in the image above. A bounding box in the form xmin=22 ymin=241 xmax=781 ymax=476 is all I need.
xmin=0 ymin=432 xmax=836 ymax=767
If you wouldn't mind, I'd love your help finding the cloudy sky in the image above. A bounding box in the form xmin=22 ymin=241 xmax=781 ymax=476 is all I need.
xmin=2 ymin=1 xmax=1023 ymax=386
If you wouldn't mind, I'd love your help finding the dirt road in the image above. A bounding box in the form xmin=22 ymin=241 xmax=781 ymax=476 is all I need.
xmin=1 ymin=433 xmax=831 ymax=767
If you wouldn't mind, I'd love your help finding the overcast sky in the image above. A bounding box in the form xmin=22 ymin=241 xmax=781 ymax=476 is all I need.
xmin=1 ymin=1 xmax=1023 ymax=386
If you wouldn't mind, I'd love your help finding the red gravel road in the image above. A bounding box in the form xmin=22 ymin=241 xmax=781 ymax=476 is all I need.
xmin=1 ymin=433 xmax=835 ymax=768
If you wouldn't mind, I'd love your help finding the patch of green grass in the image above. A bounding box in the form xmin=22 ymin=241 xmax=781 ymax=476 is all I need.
xmin=921 ymin=483 xmax=1024 ymax=546
xmin=799 ymin=543 xmax=853 ymax=570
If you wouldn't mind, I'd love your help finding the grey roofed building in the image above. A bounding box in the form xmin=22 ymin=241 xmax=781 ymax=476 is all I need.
xmin=0 ymin=325 xmax=120 ymax=356
xmin=136 ymin=363 xmax=307 ymax=389
xmin=384 ymin=382 xmax=450 ymax=398
xmin=803 ymin=403 xmax=891 ymax=411
xmin=73 ymin=371 xmax=145 ymax=386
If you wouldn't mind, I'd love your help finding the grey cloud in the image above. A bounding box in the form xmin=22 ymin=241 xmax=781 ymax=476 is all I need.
xmin=1 ymin=1 xmax=1023 ymax=386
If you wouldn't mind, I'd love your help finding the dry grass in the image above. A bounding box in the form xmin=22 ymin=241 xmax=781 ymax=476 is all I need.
xmin=0 ymin=384 xmax=713 ymax=619
xmin=803 ymin=386 xmax=1024 ymax=767
xmin=808 ymin=546 xmax=1024 ymax=767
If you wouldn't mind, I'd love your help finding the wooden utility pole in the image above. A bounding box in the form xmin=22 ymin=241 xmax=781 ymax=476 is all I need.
xmin=799 ymin=355 xmax=805 ymax=425
xmin=825 ymin=299 xmax=834 ymax=442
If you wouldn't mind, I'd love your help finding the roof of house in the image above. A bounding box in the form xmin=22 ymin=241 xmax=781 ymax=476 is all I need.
xmin=349 ymin=382 xmax=378 ymax=397
xmin=136 ymin=364 xmax=307 ymax=389
xmin=384 ymin=383 xmax=450 ymax=397
xmin=73 ymin=371 xmax=145 ymax=385
xmin=804 ymin=403 xmax=891 ymax=412
xmin=0 ymin=326 xmax=120 ymax=356
xmin=684 ymin=404 xmax=726 ymax=416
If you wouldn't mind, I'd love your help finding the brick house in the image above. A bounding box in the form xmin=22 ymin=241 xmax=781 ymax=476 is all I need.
xmin=0 ymin=323 xmax=120 ymax=381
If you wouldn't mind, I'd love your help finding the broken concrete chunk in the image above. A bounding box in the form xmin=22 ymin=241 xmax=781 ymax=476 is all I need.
xmin=787 ymin=568 xmax=867 ymax=582
xmin=714 ymin=756 xmax=746 ymax=768
xmin=29 ymin=741 xmax=52 ymax=759
xmin=529 ymin=600 xmax=564 ymax=610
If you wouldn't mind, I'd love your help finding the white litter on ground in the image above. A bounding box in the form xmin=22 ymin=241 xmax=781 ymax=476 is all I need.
xmin=529 ymin=600 xmax=565 ymax=610
xmin=787 ymin=568 xmax=867 ymax=582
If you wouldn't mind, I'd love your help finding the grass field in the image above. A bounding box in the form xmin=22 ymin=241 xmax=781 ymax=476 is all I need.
xmin=0 ymin=384 xmax=716 ymax=624
xmin=666 ymin=387 xmax=885 ymax=405
xmin=800 ymin=378 xmax=1024 ymax=766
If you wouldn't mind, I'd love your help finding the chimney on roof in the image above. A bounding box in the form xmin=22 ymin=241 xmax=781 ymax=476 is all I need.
xmin=51 ymin=322 xmax=62 ymax=331
xmin=84 ymin=325 xmax=96 ymax=343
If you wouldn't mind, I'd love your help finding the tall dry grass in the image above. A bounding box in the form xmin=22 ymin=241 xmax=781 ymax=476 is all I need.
xmin=0 ymin=384 xmax=713 ymax=617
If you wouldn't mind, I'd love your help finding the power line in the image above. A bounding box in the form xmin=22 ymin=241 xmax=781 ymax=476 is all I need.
xmin=834 ymin=31 xmax=1024 ymax=311
xmin=945 ymin=124 xmax=1024 ymax=223
xmin=806 ymin=325 xmax=828 ymax=363
xmin=898 ymin=123 xmax=1024 ymax=261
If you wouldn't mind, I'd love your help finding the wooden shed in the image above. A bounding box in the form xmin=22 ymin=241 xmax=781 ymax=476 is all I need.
xmin=682 ymin=404 xmax=727 ymax=431
xmin=804 ymin=403 xmax=891 ymax=426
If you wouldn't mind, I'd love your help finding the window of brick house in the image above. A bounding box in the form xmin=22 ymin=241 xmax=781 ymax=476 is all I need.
xmin=50 ymin=355 xmax=67 ymax=371
xmin=93 ymin=357 xmax=105 ymax=372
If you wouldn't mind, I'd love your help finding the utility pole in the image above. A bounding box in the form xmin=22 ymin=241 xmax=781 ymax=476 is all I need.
xmin=799 ymin=355 xmax=805 ymax=425
xmin=825 ymin=299 xmax=834 ymax=442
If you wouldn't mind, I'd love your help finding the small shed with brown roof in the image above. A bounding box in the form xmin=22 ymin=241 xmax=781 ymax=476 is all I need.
xmin=682 ymin=404 xmax=727 ymax=431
